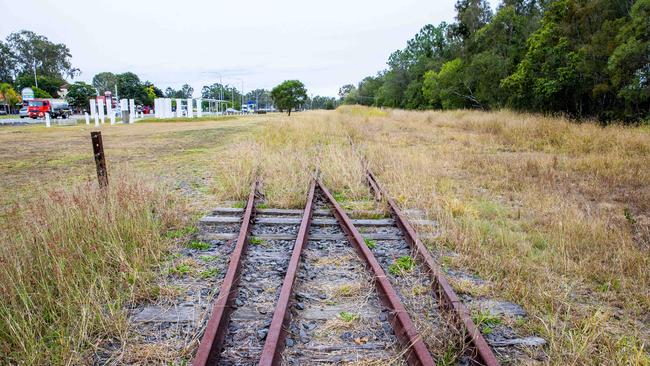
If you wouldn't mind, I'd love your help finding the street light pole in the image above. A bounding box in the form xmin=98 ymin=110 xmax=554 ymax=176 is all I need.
xmin=33 ymin=59 xmax=38 ymax=88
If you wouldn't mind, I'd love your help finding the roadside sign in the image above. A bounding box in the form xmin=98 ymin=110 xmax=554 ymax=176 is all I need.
xmin=21 ymin=87 xmax=34 ymax=101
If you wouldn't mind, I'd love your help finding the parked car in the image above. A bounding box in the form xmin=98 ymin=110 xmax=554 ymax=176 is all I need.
xmin=0 ymin=109 xmax=6 ymax=115
xmin=19 ymin=107 xmax=28 ymax=118
xmin=50 ymin=101 xmax=72 ymax=118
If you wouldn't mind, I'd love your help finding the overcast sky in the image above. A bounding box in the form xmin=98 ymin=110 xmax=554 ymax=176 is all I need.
xmin=0 ymin=0 xmax=499 ymax=97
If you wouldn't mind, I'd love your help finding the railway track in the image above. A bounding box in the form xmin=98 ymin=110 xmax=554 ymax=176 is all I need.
xmin=190 ymin=173 xmax=502 ymax=365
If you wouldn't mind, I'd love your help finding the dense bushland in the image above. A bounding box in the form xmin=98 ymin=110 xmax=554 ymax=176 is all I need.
xmin=341 ymin=0 xmax=650 ymax=122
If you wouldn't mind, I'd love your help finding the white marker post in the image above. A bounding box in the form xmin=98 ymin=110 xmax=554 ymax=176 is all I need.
xmin=186 ymin=98 xmax=193 ymax=118
xmin=154 ymin=98 xmax=159 ymax=118
xmin=120 ymin=99 xmax=128 ymax=123
xmin=176 ymin=99 xmax=182 ymax=118
xmin=197 ymin=98 xmax=203 ymax=117
xmin=106 ymin=98 xmax=114 ymax=125
xmin=97 ymin=99 xmax=105 ymax=124
xmin=129 ymin=99 xmax=136 ymax=123
xmin=160 ymin=98 xmax=164 ymax=118
xmin=84 ymin=112 xmax=90 ymax=125
xmin=45 ymin=112 xmax=51 ymax=128
xmin=90 ymin=99 xmax=99 ymax=127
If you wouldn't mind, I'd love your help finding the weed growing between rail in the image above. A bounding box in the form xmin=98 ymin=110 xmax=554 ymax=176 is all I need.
xmin=0 ymin=174 xmax=183 ymax=364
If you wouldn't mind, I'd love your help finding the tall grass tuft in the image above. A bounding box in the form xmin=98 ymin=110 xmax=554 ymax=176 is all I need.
xmin=0 ymin=174 xmax=181 ymax=365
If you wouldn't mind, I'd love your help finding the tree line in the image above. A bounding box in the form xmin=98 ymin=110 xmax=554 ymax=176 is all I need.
xmin=339 ymin=0 xmax=649 ymax=122
xmin=0 ymin=30 xmax=286 ymax=112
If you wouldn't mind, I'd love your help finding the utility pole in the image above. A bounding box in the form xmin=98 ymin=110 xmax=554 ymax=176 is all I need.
xmin=230 ymin=77 xmax=244 ymax=113
xmin=33 ymin=59 xmax=38 ymax=88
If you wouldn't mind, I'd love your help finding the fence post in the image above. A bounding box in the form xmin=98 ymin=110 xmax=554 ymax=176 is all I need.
xmin=90 ymin=131 xmax=108 ymax=188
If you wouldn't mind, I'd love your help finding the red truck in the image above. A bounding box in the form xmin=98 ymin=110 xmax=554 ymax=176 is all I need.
xmin=27 ymin=99 xmax=72 ymax=119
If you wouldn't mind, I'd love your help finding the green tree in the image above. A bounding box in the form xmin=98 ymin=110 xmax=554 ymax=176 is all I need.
xmin=116 ymin=72 xmax=146 ymax=103
xmin=165 ymin=84 xmax=194 ymax=99
xmin=310 ymin=95 xmax=337 ymax=109
xmin=0 ymin=41 xmax=15 ymax=83
xmin=271 ymin=80 xmax=307 ymax=116
xmin=422 ymin=58 xmax=468 ymax=109
xmin=92 ymin=72 xmax=117 ymax=94
xmin=338 ymin=84 xmax=356 ymax=100
xmin=453 ymin=0 xmax=493 ymax=42
xmin=502 ymin=0 xmax=632 ymax=119
xmin=357 ymin=76 xmax=383 ymax=106
xmin=14 ymin=74 xmax=65 ymax=97
xmin=608 ymin=0 xmax=650 ymax=120
xmin=0 ymin=83 xmax=21 ymax=113
xmin=201 ymin=83 xmax=242 ymax=109
xmin=65 ymin=82 xmax=96 ymax=110
xmin=32 ymin=87 xmax=52 ymax=98
xmin=5 ymin=30 xmax=78 ymax=79
xmin=342 ymin=0 xmax=642 ymax=122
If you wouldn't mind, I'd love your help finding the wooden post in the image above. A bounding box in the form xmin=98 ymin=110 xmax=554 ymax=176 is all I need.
xmin=91 ymin=131 xmax=108 ymax=188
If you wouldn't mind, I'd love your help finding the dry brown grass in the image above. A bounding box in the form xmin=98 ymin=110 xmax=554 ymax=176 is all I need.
xmin=1 ymin=108 xmax=648 ymax=364
xmin=214 ymin=106 xmax=649 ymax=364
xmin=0 ymin=174 xmax=183 ymax=364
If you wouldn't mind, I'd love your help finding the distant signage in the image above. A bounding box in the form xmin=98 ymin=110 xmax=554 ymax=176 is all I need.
xmin=21 ymin=87 xmax=34 ymax=101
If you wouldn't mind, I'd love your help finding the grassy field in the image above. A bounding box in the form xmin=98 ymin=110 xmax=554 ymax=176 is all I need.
xmin=0 ymin=108 xmax=648 ymax=364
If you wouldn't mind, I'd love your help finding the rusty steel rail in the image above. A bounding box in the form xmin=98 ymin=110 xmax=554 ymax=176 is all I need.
xmin=317 ymin=180 xmax=436 ymax=366
xmin=192 ymin=180 xmax=259 ymax=366
xmin=366 ymin=170 xmax=500 ymax=366
xmin=258 ymin=179 xmax=316 ymax=366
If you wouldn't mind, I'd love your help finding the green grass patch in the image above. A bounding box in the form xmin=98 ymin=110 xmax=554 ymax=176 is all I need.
xmin=364 ymin=237 xmax=377 ymax=249
xmin=338 ymin=311 xmax=359 ymax=322
xmin=333 ymin=192 xmax=347 ymax=202
xmin=199 ymin=268 xmax=219 ymax=279
xmin=472 ymin=311 xmax=502 ymax=335
xmin=164 ymin=226 xmax=198 ymax=239
xmin=187 ymin=240 xmax=211 ymax=250
xmin=199 ymin=254 xmax=219 ymax=262
xmin=169 ymin=263 xmax=192 ymax=276
xmin=250 ymin=237 xmax=265 ymax=245
xmin=358 ymin=211 xmax=387 ymax=219
xmin=46 ymin=153 xmax=88 ymax=167
xmin=388 ymin=256 xmax=415 ymax=276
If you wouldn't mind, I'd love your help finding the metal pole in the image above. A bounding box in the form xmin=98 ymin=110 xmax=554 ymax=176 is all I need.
xmin=91 ymin=131 xmax=108 ymax=188
xmin=33 ymin=59 xmax=38 ymax=88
